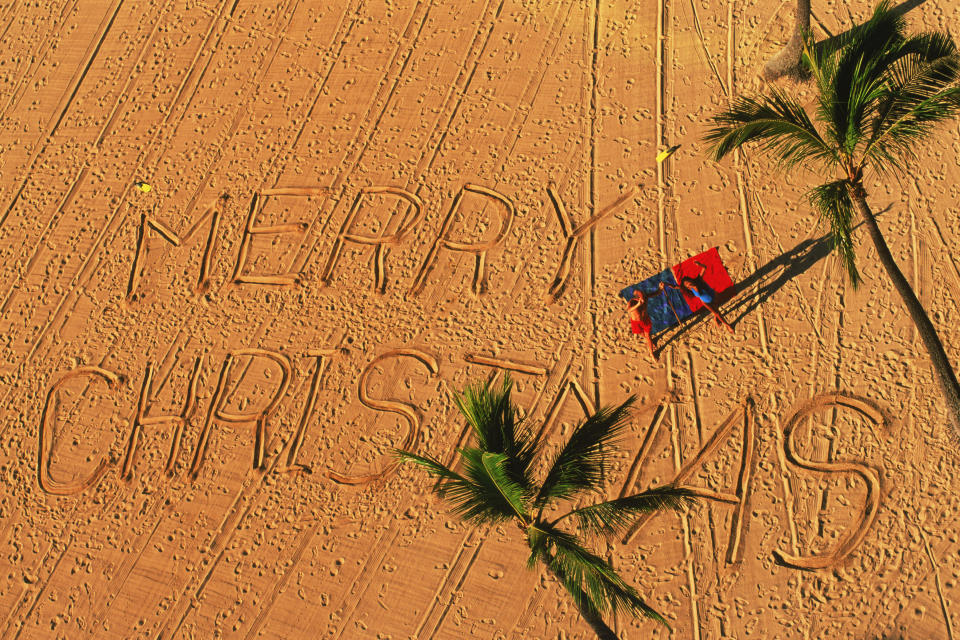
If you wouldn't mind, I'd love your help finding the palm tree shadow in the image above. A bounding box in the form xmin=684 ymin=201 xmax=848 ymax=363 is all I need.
xmin=815 ymin=0 xmax=927 ymax=52
xmin=654 ymin=233 xmax=834 ymax=355
xmin=652 ymin=198 xmax=890 ymax=354
xmin=890 ymin=0 xmax=929 ymax=16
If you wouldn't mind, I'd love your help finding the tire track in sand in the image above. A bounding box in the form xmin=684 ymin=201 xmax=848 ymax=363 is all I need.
xmin=0 ymin=1 xmax=316 ymax=636
xmin=34 ymin=2 xmax=366 ymax=636
xmin=658 ymin=0 xmax=703 ymax=635
xmin=334 ymin=4 xmax=595 ymax=637
xmin=0 ymin=0 xmax=125 ymax=228
xmin=0 ymin=0 xmax=78 ymax=126
xmin=267 ymin=5 xmax=595 ymax=633
xmin=0 ymin=0 xmax=240 ymax=410
xmin=27 ymin=9 xmax=377 ymax=630
xmin=153 ymin=1 xmax=448 ymax=630
xmin=310 ymin=3 xmax=569 ymax=636
xmin=0 ymin=0 xmax=179 ymax=318
xmin=40 ymin=0 xmax=369 ymax=395
xmin=112 ymin=1 xmax=488 ymax=633
xmin=161 ymin=0 xmax=571 ymax=631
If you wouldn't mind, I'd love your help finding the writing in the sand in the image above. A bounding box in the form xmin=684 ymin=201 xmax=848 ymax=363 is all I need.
xmin=38 ymin=349 xmax=883 ymax=572
xmin=126 ymin=183 xmax=638 ymax=301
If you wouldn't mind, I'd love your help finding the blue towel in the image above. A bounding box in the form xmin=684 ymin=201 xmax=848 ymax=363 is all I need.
xmin=619 ymin=269 xmax=693 ymax=335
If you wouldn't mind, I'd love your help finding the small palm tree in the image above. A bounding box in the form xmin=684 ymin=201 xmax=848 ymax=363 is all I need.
xmin=395 ymin=377 xmax=694 ymax=639
xmin=706 ymin=1 xmax=960 ymax=440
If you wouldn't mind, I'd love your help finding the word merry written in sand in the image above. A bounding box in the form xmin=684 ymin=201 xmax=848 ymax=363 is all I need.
xmin=126 ymin=183 xmax=637 ymax=300
xmin=38 ymin=348 xmax=883 ymax=572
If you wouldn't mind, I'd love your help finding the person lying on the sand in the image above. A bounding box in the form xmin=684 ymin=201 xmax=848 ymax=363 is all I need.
xmin=660 ymin=261 xmax=734 ymax=333
xmin=627 ymin=288 xmax=659 ymax=361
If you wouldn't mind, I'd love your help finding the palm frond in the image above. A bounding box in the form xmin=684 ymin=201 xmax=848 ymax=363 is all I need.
xmin=862 ymin=32 xmax=960 ymax=173
xmin=457 ymin=448 xmax=531 ymax=523
xmin=803 ymin=29 xmax=840 ymax=101
xmin=394 ymin=449 xmax=467 ymax=483
xmin=555 ymin=485 xmax=696 ymax=536
xmin=808 ymin=180 xmax=861 ymax=288
xmin=827 ymin=1 xmax=906 ymax=154
xmin=453 ymin=375 xmax=539 ymax=489
xmin=866 ymin=86 xmax=960 ymax=175
xmin=705 ymin=89 xmax=838 ymax=171
xmin=712 ymin=0 xmax=960 ymax=182
xmin=394 ymin=449 xmax=499 ymax=524
xmin=527 ymin=522 xmax=669 ymax=627
xmin=534 ymin=397 xmax=635 ymax=510
xmin=395 ymin=448 xmax=530 ymax=525
xmin=879 ymin=31 xmax=960 ymax=107
xmin=803 ymin=31 xmax=849 ymax=149
xmin=453 ymin=376 xmax=512 ymax=451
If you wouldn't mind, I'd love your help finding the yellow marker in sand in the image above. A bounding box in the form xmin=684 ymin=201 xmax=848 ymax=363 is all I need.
xmin=656 ymin=144 xmax=681 ymax=163
xmin=134 ymin=181 xmax=152 ymax=193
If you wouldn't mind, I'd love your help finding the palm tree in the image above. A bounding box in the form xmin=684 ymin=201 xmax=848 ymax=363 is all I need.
xmin=395 ymin=377 xmax=694 ymax=639
xmin=706 ymin=1 xmax=960 ymax=441
xmin=763 ymin=0 xmax=811 ymax=80
xmin=762 ymin=0 xmax=928 ymax=80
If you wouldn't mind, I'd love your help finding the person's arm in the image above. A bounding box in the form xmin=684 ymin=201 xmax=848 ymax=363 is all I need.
xmin=659 ymin=281 xmax=679 ymax=291
xmin=693 ymin=260 xmax=708 ymax=278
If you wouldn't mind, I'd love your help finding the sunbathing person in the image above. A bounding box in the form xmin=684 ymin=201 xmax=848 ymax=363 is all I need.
xmin=626 ymin=288 xmax=660 ymax=361
xmin=660 ymin=261 xmax=734 ymax=333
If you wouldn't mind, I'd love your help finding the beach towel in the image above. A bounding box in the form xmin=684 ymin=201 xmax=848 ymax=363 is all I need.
xmin=671 ymin=247 xmax=735 ymax=313
xmin=619 ymin=269 xmax=692 ymax=336
xmin=620 ymin=247 xmax=734 ymax=335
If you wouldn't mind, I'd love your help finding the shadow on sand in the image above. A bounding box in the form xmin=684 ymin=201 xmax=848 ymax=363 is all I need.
xmin=725 ymin=233 xmax=834 ymax=329
xmin=816 ymin=0 xmax=928 ymax=52
xmin=654 ymin=232 xmax=834 ymax=355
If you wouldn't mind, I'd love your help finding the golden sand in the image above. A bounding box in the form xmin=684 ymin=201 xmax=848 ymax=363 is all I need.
xmin=2 ymin=1 xmax=959 ymax=637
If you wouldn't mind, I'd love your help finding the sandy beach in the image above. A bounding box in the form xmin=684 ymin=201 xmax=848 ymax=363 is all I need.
xmin=1 ymin=0 xmax=959 ymax=637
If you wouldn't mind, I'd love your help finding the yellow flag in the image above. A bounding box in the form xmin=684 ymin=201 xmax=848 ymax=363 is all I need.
xmin=656 ymin=144 xmax=681 ymax=163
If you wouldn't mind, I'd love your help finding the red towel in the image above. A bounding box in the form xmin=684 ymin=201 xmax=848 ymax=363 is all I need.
xmin=671 ymin=247 xmax=734 ymax=313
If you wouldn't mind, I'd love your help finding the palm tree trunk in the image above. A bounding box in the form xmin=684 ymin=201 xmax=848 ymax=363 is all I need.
xmin=763 ymin=0 xmax=811 ymax=80
xmin=848 ymin=185 xmax=960 ymax=442
xmin=544 ymin=563 xmax=620 ymax=640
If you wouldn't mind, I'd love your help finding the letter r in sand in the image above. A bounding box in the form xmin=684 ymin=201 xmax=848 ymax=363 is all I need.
xmin=189 ymin=350 xmax=293 ymax=479
xmin=320 ymin=186 xmax=423 ymax=292
xmin=409 ymin=183 xmax=514 ymax=296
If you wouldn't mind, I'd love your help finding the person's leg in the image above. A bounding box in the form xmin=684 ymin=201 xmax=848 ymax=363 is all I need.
xmin=644 ymin=330 xmax=658 ymax=361
xmin=705 ymin=303 xmax=734 ymax=333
